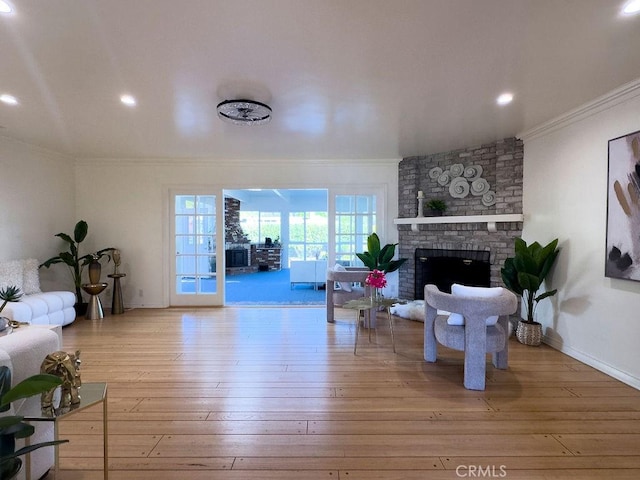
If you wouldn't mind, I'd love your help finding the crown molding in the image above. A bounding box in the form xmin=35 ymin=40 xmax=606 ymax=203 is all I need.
xmin=518 ymin=78 xmax=640 ymax=142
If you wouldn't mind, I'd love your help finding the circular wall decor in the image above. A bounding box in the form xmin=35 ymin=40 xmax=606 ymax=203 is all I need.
xmin=482 ymin=190 xmax=497 ymax=206
xmin=449 ymin=177 xmax=470 ymax=198
xmin=449 ymin=163 xmax=465 ymax=178
xmin=470 ymin=178 xmax=490 ymax=196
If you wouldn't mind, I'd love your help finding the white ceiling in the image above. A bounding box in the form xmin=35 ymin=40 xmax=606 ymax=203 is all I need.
xmin=1 ymin=0 xmax=640 ymax=161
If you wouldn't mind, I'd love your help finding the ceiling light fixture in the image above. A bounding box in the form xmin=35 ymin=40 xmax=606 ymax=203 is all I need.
xmin=217 ymin=99 xmax=272 ymax=126
xmin=0 ymin=94 xmax=18 ymax=105
xmin=622 ymin=0 xmax=640 ymax=14
xmin=0 ymin=1 xmax=12 ymax=14
xmin=496 ymin=92 xmax=514 ymax=106
xmin=120 ymin=94 xmax=137 ymax=107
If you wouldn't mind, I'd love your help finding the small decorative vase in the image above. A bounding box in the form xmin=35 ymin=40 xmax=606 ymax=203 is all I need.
xmin=88 ymin=258 xmax=102 ymax=284
xmin=371 ymin=288 xmax=382 ymax=303
xmin=515 ymin=320 xmax=543 ymax=346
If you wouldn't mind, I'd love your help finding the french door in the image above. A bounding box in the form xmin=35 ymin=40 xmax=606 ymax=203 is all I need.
xmin=170 ymin=190 xmax=224 ymax=306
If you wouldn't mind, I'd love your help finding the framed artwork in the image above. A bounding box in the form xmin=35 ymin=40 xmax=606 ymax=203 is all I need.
xmin=606 ymin=129 xmax=640 ymax=281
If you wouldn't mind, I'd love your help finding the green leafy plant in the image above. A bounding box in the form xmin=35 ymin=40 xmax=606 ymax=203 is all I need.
xmin=0 ymin=366 xmax=68 ymax=479
xmin=426 ymin=199 xmax=447 ymax=212
xmin=39 ymin=220 xmax=115 ymax=305
xmin=501 ymin=238 xmax=560 ymax=324
xmin=356 ymin=233 xmax=407 ymax=273
xmin=0 ymin=286 xmax=22 ymax=316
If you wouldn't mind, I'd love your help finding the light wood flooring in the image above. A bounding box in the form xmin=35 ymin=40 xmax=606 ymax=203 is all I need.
xmin=49 ymin=307 xmax=640 ymax=479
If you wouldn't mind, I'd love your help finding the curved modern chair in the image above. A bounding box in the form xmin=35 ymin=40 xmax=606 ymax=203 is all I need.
xmin=423 ymin=283 xmax=517 ymax=390
xmin=326 ymin=266 xmax=371 ymax=323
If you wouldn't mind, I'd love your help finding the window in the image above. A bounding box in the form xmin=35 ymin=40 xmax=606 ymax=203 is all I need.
xmin=240 ymin=211 xmax=281 ymax=244
xmin=288 ymin=211 xmax=328 ymax=263
xmin=335 ymin=194 xmax=376 ymax=266
xmin=174 ymin=194 xmax=217 ymax=294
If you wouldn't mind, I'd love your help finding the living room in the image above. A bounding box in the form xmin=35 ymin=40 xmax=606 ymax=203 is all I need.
xmin=2 ymin=1 xmax=640 ymax=478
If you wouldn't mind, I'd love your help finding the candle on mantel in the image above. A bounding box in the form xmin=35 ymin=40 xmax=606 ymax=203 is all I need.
xmin=417 ymin=190 xmax=424 ymax=199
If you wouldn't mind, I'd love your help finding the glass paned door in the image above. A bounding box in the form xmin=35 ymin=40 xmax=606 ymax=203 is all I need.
xmin=334 ymin=194 xmax=377 ymax=266
xmin=172 ymin=193 xmax=221 ymax=305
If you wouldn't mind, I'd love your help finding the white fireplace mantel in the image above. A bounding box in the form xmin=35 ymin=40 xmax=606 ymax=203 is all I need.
xmin=393 ymin=214 xmax=524 ymax=233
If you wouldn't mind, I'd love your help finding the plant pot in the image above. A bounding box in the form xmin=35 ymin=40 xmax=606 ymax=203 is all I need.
xmin=515 ymin=320 xmax=543 ymax=346
xmin=74 ymin=302 xmax=88 ymax=317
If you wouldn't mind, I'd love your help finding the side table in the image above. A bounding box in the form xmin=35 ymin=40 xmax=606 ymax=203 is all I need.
xmin=81 ymin=283 xmax=108 ymax=319
xmin=343 ymin=297 xmax=401 ymax=354
xmin=107 ymin=273 xmax=126 ymax=314
xmin=22 ymin=382 xmax=108 ymax=480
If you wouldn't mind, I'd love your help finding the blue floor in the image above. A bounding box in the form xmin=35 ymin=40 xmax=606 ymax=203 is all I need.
xmin=225 ymin=268 xmax=326 ymax=305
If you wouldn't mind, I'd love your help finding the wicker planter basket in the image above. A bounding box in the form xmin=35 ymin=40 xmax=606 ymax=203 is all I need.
xmin=515 ymin=321 xmax=542 ymax=346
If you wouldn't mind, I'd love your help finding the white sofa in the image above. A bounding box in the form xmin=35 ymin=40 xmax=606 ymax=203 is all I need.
xmin=0 ymin=259 xmax=76 ymax=326
xmin=0 ymin=326 xmax=62 ymax=480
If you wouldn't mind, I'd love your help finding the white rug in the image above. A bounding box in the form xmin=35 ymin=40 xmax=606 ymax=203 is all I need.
xmin=390 ymin=300 xmax=426 ymax=322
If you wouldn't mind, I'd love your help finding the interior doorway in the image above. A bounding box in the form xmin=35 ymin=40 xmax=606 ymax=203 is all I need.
xmin=223 ymin=189 xmax=329 ymax=305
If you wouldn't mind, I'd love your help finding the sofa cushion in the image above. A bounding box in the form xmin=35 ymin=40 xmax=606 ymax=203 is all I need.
xmin=447 ymin=284 xmax=505 ymax=326
xmin=332 ymin=264 xmax=352 ymax=292
xmin=0 ymin=260 xmax=23 ymax=291
xmin=22 ymin=258 xmax=42 ymax=294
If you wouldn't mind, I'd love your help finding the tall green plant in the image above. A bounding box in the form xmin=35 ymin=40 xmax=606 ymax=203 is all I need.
xmin=0 ymin=366 xmax=68 ymax=479
xmin=40 ymin=220 xmax=115 ymax=304
xmin=501 ymin=238 xmax=560 ymax=324
xmin=356 ymin=233 xmax=407 ymax=273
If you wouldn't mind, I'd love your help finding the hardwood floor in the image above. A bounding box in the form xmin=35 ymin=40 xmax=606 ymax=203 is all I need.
xmin=49 ymin=307 xmax=640 ymax=479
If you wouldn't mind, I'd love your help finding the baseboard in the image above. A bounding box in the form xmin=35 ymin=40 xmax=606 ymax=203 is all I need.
xmin=543 ymin=335 xmax=640 ymax=390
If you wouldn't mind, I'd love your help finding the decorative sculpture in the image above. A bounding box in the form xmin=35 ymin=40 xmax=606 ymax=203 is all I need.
xmin=40 ymin=350 xmax=82 ymax=414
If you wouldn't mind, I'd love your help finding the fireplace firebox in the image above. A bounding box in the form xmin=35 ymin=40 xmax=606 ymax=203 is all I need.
xmin=415 ymin=248 xmax=490 ymax=299
xmin=226 ymin=248 xmax=248 ymax=268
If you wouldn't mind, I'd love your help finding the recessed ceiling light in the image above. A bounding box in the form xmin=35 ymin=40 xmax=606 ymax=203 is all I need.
xmin=0 ymin=94 xmax=18 ymax=105
xmin=496 ymin=93 xmax=514 ymax=106
xmin=0 ymin=1 xmax=12 ymax=14
xmin=622 ymin=0 xmax=640 ymax=15
xmin=120 ymin=94 xmax=137 ymax=107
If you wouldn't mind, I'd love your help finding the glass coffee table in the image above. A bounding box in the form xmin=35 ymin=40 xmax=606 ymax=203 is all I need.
xmin=343 ymin=297 xmax=404 ymax=354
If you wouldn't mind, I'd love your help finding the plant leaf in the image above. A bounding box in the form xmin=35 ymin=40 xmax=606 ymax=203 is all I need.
xmin=73 ymin=220 xmax=88 ymax=243
xmin=0 ymin=374 xmax=62 ymax=407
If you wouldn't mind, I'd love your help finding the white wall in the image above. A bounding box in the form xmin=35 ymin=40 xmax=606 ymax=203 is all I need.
xmin=521 ymin=80 xmax=640 ymax=388
xmin=0 ymin=136 xmax=76 ymax=291
xmin=75 ymin=159 xmax=399 ymax=308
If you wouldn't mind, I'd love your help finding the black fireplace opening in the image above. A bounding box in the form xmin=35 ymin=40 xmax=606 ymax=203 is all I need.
xmin=226 ymin=248 xmax=248 ymax=268
xmin=415 ymin=248 xmax=491 ymax=299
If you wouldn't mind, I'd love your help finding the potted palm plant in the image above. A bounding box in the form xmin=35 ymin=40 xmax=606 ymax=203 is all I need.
xmin=356 ymin=233 xmax=407 ymax=274
xmin=0 ymin=286 xmax=22 ymax=333
xmin=39 ymin=220 xmax=115 ymax=315
xmin=0 ymin=366 xmax=67 ymax=479
xmin=501 ymin=237 xmax=560 ymax=346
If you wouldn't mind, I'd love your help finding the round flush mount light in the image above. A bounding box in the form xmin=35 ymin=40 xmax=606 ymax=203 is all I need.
xmin=120 ymin=94 xmax=137 ymax=107
xmin=0 ymin=1 xmax=13 ymax=14
xmin=0 ymin=94 xmax=18 ymax=105
xmin=622 ymin=0 xmax=640 ymax=15
xmin=217 ymin=99 xmax=272 ymax=126
xmin=496 ymin=92 xmax=514 ymax=106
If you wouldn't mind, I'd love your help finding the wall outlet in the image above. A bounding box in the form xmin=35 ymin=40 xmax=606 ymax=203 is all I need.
xmin=138 ymin=289 xmax=143 ymax=297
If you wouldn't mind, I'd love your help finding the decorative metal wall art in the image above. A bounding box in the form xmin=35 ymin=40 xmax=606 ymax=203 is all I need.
xmin=427 ymin=164 xmax=496 ymax=206
xmin=606 ymin=129 xmax=640 ymax=281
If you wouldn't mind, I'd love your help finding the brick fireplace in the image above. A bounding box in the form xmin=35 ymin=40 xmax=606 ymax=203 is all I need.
xmin=397 ymin=137 xmax=523 ymax=300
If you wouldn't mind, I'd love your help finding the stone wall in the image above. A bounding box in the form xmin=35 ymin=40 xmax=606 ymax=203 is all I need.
xmin=397 ymin=137 xmax=524 ymax=300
